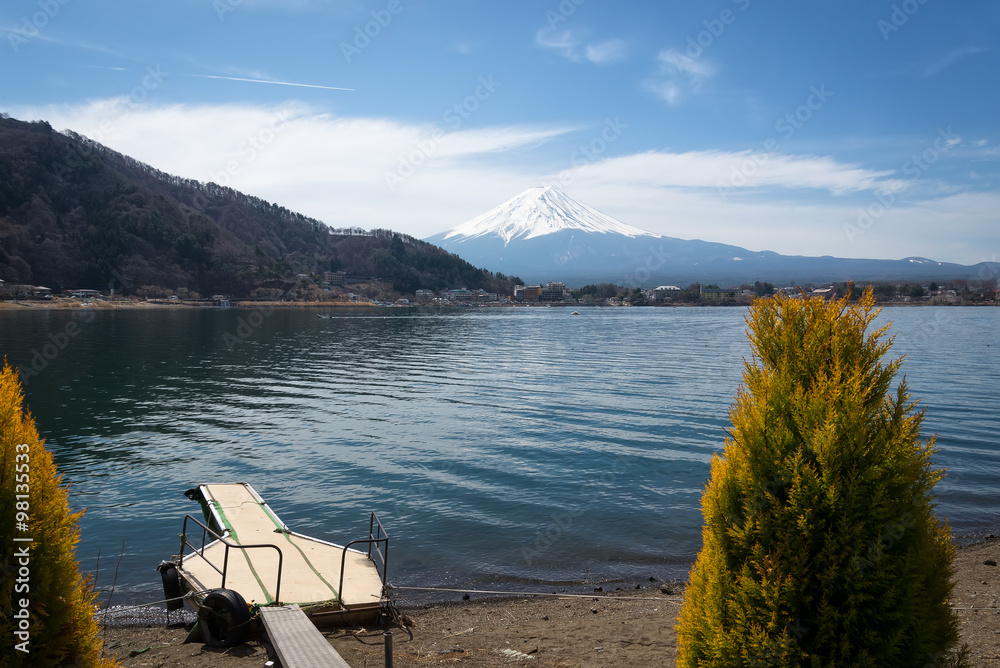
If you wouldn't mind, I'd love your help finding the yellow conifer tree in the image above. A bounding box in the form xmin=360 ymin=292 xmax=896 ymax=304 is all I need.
xmin=1 ymin=361 xmax=119 ymax=667
xmin=676 ymin=289 xmax=961 ymax=667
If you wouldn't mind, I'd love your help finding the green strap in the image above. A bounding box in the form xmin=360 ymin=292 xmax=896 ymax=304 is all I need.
xmin=257 ymin=501 xmax=342 ymax=603
xmin=211 ymin=500 xmax=275 ymax=605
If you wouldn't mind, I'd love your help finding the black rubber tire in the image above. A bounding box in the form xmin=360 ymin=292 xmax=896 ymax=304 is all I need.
xmin=198 ymin=589 xmax=251 ymax=648
xmin=158 ymin=563 xmax=184 ymax=611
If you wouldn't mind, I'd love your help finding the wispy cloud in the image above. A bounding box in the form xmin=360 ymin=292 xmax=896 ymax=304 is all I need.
xmin=535 ymin=29 xmax=626 ymax=64
xmin=9 ymin=100 xmax=571 ymax=231
xmin=553 ymin=150 xmax=895 ymax=195
xmin=585 ymin=39 xmax=627 ymax=64
xmin=921 ymin=45 xmax=991 ymax=78
xmin=2 ymin=28 xmax=131 ymax=60
xmin=183 ymin=74 xmax=354 ymax=91
xmin=215 ymin=0 xmax=364 ymax=12
xmin=7 ymin=100 xmax=995 ymax=264
xmin=645 ymin=48 xmax=717 ymax=105
xmin=452 ymin=40 xmax=479 ymax=55
xmin=76 ymin=65 xmax=129 ymax=72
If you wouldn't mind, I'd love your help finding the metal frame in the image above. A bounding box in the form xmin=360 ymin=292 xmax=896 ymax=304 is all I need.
xmin=178 ymin=513 xmax=285 ymax=604
xmin=338 ymin=512 xmax=389 ymax=600
xmin=177 ymin=493 xmax=388 ymax=612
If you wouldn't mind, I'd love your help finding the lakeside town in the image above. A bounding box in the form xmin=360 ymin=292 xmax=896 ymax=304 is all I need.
xmin=3 ymin=273 xmax=997 ymax=308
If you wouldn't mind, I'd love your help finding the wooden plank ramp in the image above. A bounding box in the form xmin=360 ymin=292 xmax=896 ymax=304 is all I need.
xmin=259 ymin=604 xmax=352 ymax=668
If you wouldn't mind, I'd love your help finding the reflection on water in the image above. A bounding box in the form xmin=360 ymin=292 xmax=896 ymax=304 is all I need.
xmin=1 ymin=305 xmax=997 ymax=600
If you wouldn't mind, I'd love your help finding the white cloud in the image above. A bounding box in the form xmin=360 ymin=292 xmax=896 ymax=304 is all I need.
xmin=0 ymin=24 xmax=129 ymax=59
xmin=452 ymin=40 xmax=478 ymax=55
xmin=921 ymin=46 xmax=991 ymax=78
xmin=7 ymin=100 xmax=997 ymax=265
xmin=585 ymin=39 xmax=627 ymax=64
xmin=535 ymin=29 xmax=626 ymax=65
xmin=642 ymin=81 xmax=681 ymax=106
xmin=554 ymin=150 xmax=894 ymax=195
xmin=656 ymin=49 xmax=716 ymax=79
xmin=645 ymin=48 xmax=717 ymax=105
xmin=11 ymin=100 xmax=571 ymax=232
xmin=535 ymin=29 xmax=579 ymax=60
xmin=545 ymin=152 xmax=998 ymax=262
xmin=556 ymin=184 xmax=1000 ymax=264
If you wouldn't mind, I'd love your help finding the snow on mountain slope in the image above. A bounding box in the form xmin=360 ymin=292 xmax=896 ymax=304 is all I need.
xmin=424 ymin=186 xmax=982 ymax=287
xmin=442 ymin=185 xmax=659 ymax=245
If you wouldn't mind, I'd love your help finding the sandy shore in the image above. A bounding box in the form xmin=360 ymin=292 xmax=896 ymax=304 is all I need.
xmin=99 ymin=538 xmax=1000 ymax=667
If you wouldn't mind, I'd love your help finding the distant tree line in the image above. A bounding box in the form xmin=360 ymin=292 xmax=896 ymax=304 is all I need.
xmin=562 ymin=279 xmax=997 ymax=306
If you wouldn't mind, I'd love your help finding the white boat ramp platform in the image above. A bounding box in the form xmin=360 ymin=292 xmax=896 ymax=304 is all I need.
xmin=172 ymin=483 xmax=388 ymax=627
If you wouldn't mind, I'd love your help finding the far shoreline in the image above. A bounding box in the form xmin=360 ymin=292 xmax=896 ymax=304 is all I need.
xmin=2 ymin=298 xmax=995 ymax=311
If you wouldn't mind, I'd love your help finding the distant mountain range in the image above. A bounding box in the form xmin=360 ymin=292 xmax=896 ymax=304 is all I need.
xmin=0 ymin=115 xmax=513 ymax=297
xmin=426 ymin=186 xmax=988 ymax=288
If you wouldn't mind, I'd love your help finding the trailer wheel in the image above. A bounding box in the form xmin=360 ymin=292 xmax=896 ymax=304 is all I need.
xmin=198 ymin=589 xmax=251 ymax=648
xmin=157 ymin=562 xmax=184 ymax=611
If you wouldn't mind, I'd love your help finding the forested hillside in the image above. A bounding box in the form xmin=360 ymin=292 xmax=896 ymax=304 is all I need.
xmin=0 ymin=115 xmax=514 ymax=297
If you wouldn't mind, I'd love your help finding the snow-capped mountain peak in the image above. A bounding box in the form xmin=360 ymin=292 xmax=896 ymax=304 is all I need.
xmin=423 ymin=186 xmax=979 ymax=288
xmin=442 ymin=186 xmax=659 ymax=245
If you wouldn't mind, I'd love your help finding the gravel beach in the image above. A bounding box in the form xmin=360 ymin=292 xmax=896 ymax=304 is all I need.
xmin=99 ymin=538 xmax=1000 ymax=667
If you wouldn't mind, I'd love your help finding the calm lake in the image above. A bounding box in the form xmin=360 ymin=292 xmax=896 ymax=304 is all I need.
xmin=2 ymin=305 xmax=998 ymax=602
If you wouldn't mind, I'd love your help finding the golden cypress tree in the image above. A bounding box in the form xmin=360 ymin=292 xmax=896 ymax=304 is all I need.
xmin=1 ymin=361 xmax=119 ymax=667
xmin=676 ymin=289 xmax=961 ymax=667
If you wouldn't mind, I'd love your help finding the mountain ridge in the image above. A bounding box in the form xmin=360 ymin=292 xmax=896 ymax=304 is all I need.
xmin=0 ymin=115 xmax=515 ymax=298
xmin=426 ymin=187 xmax=989 ymax=287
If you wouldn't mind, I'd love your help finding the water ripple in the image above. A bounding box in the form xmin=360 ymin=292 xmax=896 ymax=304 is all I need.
xmin=1 ymin=305 xmax=997 ymax=599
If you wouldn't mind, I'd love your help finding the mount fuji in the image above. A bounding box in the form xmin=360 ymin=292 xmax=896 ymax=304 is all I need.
xmin=425 ymin=186 xmax=984 ymax=287
xmin=436 ymin=185 xmax=658 ymax=244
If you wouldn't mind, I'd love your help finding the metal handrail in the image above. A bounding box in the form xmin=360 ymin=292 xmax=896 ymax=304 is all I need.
xmin=369 ymin=511 xmax=389 ymax=581
xmin=179 ymin=514 xmax=285 ymax=604
xmin=338 ymin=512 xmax=389 ymax=603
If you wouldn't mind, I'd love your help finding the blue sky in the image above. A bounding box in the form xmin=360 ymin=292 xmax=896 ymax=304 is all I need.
xmin=2 ymin=0 xmax=998 ymax=265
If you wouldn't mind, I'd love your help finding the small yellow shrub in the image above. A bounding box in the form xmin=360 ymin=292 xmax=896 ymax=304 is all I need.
xmin=1 ymin=361 xmax=119 ymax=667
